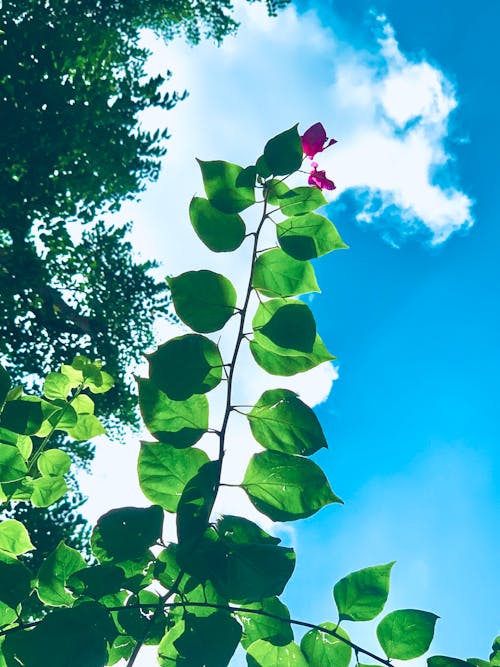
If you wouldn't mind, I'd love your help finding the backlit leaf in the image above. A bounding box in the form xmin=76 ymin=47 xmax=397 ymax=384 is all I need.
xmin=197 ymin=159 xmax=255 ymax=213
xmin=138 ymin=378 xmax=208 ymax=447
xmin=263 ymin=125 xmax=303 ymax=176
xmin=377 ymin=609 xmax=439 ymax=660
xmin=31 ymin=476 xmax=68 ymax=507
xmin=91 ymin=505 xmax=163 ymax=562
xmin=242 ymin=450 xmax=342 ymax=521
xmin=168 ymin=270 xmax=237 ymax=333
xmin=277 ymin=213 xmax=347 ymax=260
xmin=301 ymin=623 xmax=352 ymax=667
xmin=334 ymin=562 xmax=395 ymax=622
xmin=43 ymin=373 xmax=72 ymax=400
xmin=257 ymin=302 xmax=316 ymax=353
xmin=250 ymin=336 xmax=334 ymax=376
xmin=247 ymin=639 xmax=309 ymax=667
xmin=138 ymin=442 xmax=210 ymax=512
xmin=277 ymin=186 xmax=327 ymax=216
xmin=176 ymin=460 xmax=219 ymax=544
xmin=238 ymin=597 xmax=293 ymax=649
xmin=253 ymin=249 xmax=320 ymax=298
xmin=0 ymin=443 xmax=27 ymax=482
xmin=247 ymin=388 xmax=327 ymax=455
xmin=148 ymin=334 xmax=223 ymax=401
xmin=0 ymin=519 xmax=34 ymax=556
xmin=190 ymin=197 xmax=246 ymax=252
xmin=37 ymin=449 xmax=71 ymax=477
xmin=38 ymin=541 xmax=86 ymax=606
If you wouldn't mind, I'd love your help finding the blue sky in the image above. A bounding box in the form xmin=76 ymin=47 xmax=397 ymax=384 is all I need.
xmin=81 ymin=1 xmax=499 ymax=664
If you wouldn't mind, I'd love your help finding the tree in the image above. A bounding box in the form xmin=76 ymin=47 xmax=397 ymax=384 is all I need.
xmin=0 ymin=0 xmax=289 ymax=429
xmin=0 ymin=124 xmax=495 ymax=666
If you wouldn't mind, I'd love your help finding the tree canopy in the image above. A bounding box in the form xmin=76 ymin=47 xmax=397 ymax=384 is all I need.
xmin=0 ymin=0 xmax=289 ymax=429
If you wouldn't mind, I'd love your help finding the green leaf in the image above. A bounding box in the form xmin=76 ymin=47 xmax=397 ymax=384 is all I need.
xmin=107 ymin=635 xmax=136 ymax=665
xmin=0 ymin=552 xmax=32 ymax=607
xmin=138 ymin=442 xmax=210 ymax=512
xmin=214 ymin=516 xmax=295 ymax=602
xmin=31 ymin=476 xmax=68 ymax=507
xmin=177 ymin=461 xmax=219 ymax=545
xmin=197 ymin=159 xmax=255 ymax=213
xmin=163 ymin=611 xmax=242 ymax=667
xmin=0 ymin=443 xmax=27 ymax=482
xmin=242 ymin=451 xmax=342 ymax=522
xmin=148 ymin=334 xmax=223 ymax=401
xmin=301 ymin=623 xmax=352 ymax=667
xmin=377 ymin=609 xmax=439 ymax=660
xmin=429 ymin=658 xmax=476 ymax=667
xmin=250 ymin=335 xmax=334 ymax=376
xmin=247 ymin=388 xmax=327 ymax=455
xmin=253 ymin=249 xmax=320 ymax=298
xmin=238 ymin=597 xmax=293 ymax=649
xmin=0 ymin=366 xmax=11 ymax=406
xmin=168 ymin=270 xmax=237 ymax=333
xmin=277 ymin=213 xmax=347 ymax=260
xmin=256 ymin=154 xmax=272 ymax=179
xmin=91 ymin=505 xmax=163 ymax=562
xmin=277 ymin=186 xmax=328 ymax=216
xmin=247 ymin=639 xmax=309 ymax=666
xmin=3 ymin=602 xmax=114 ymax=667
xmin=72 ymin=394 xmax=95 ymax=415
xmin=468 ymin=659 xmax=492 ymax=667
xmin=138 ymin=378 xmax=208 ymax=448
xmin=67 ymin=564 xmax=125 ymax=600
xmin=43 ymin=372 xmax=72 ymax=400
xmin=66 ymin=413 xmax=106 ymax=440
xmin=0 ymin=600 xmax=18 ymax=629
xmin=84 ymin=370 xmax=114 ymax=394
xmin=0 ymin=519 xmax=34 ymax=556
xmin=0 ymin=399 xmax=44 ymax=436
xmin=48 ymin=402 xmax=78 ymax=431
xmin=263 ymin=125 xmax=303 ymax=176
xmin=190 ymin=196 xmax=246 ymax=252
xmin=258 ymin=303 xmax=316 ymax=353
xmin=117 ymin=590 xmax=166 ymax=643
xmin=334 ymin=562 xmax=395 ymax=622
xmin=37 ymin=449 xmax=72 ymax=476
xmin=38 ymin=541 xmax=86 ymax=606
xmin=253 ymin=299 xmax=316 ymax=354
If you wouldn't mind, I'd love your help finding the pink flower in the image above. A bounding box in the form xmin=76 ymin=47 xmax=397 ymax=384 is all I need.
xmin=308 ymin=166 xmax=335 ymax=191
xmin=301 ymin=122 xmax=337 ymax=159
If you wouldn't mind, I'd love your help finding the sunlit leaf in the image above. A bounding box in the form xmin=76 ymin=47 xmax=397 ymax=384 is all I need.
xmin=377 ymin=609 xmax=439 ymax=660
xmin=301 ymin=623 xmax=352 ymax=667
xmin=238 ymin=597 xmax=293 ymax=649
xmin=138 ymin=442 xmax=210 ymax=512
xmin=253 ymin=249 xmax=320 ymax=298
xmin=38 ymin=541 xmax=86 ymax=606
xmin=168 ymin=270 xmax=237 ymax=333
xmin=197 ymin=159 xmax=255 ymax=213
xmin=138 ymin=378 xmax=208 ymax=448
xmin=277 ymin=186 xmax=327 ymax=216
xmin=277 ymin=213 xmax=347 ymax=260
xmin=334 ymin=562 xmax=395 ymax=622
xmin=31 ymin=476 xmax=68 ymax=507
xmin=246 ymin=639 xmax=309 ymax=666
xmin=37 ymin=449 xmax=71 ymax=477
xmin=247 ymin=388 xmax=327 ymax=455
xmin=0 ymin=443 xmax=27 ymax=482
xmin=190 ymin=197 xmax=246 ymax=252
xmin=0 ymin=519 xmax=34 ymax=556
xmin=242 ymin=450 xmax=342 ymax=521
xmin=263 ymin=125 xmax=303 ymax=176
xmin=148 ymin=334 xmax=223 ymax=401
